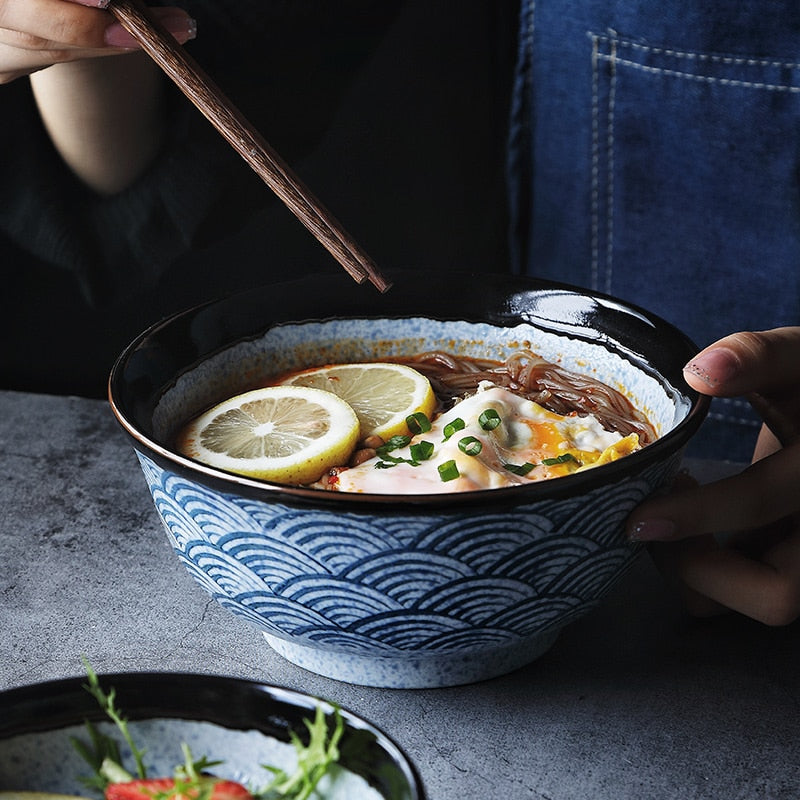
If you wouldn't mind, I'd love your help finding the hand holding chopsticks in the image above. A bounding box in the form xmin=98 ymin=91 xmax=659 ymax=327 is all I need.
xmin=107 ymin=0 xmax=391 ymax=293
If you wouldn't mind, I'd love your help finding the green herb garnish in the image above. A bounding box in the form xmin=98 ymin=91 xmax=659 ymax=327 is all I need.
xmin=503 ymin=461 xmax=535 ymax=476
xmin=148 ymin=748 xmax=223 ymax=800
xmin=478 ymin=409 xmax=502 ymax=431
xmin=375 ymin=434 xmax=436 ymax=469
xmin=438 ymin=460 xmax=460 ymax=482
xmin=541 ymin=453 xmax=580 ymax=466
xmin=73 ymin=655 xmax=147 ymax=788
xmin=261 ymin=705 xmax=345 ymax=800
xmin=72 ymin=660 xmax=345 ymax=800
xmin=406 ymin=411 xmax=432 ymax=435
xmin=457 ymin=436 xmax=483 ymax=456
xmin=374 ymin=435 xmax=414 ymax=469
xmin=378 ymin=435 xmax=412 ymax=453
xmin=442 ymin=418 xmax=465 ymax=440
xmin=409 ymin=440 xmax=435 ymax=462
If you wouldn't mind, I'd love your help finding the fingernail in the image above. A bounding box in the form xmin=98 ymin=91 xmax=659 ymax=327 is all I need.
xmin=178 ymin=17 xmax=198 ymax=43
xmin=628 ymin=518 xmax=677 ymax=542
xmin=683 ymin=347 xmax=740 ymax=388
xmin=104 ymin=16 xmax=197 ymax=48
xmin=103 ymin=24 xmax=136 ymax=48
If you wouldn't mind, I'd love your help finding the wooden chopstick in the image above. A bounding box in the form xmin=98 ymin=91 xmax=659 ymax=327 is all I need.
xmin=106 ymin=0 xmax=391 ymax=293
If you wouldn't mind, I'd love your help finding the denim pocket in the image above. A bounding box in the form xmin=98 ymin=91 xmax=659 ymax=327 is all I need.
xmin=588 ymin=30 xmax=800 ymax=455
xmin=590 ymin=30 xmax=800 ymax=329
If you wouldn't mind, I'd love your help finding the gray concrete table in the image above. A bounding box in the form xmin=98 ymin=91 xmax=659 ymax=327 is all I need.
xmin=1 ymin=390 xmax=798 ymax=799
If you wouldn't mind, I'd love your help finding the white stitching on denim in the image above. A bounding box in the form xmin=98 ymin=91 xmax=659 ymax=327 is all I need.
xmin=706 ymin=411 xmax=762 ymax=427
xmin=521 ymin=0 xmax=535 ymax=275
xmin=590 ymin=35 xmax=600 ymax=290
xmin=708 ymin=399 xmax=761 ymax=427
xmin=595 ymin=33 xmax=800 ymax=71
xmin=591 ymin=31 xmax=800 ymax=92
xmin=724 ymin=398 xmax=755 ymax=410
xmin=605 ymin=37 xmax=617 ymax=294
xmin=590 ymin=33 xmax=617 ymax=293
xmin=595 ymin=55 xmax=800 ymax=92
xmin=525 ymin=1 xmax=536 ymax=73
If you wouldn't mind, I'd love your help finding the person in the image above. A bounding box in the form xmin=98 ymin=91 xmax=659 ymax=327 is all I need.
xmin=629 ymin=329 xmax=800 ymax=626
xmin=0 ymin=0 xmax=518 ymax=394
xmin=506 ymin=0 xmax=800 ymax=626
xmin=1 ymin=0 xmax=798 ymax=625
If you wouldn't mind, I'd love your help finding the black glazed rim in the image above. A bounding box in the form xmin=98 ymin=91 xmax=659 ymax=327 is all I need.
xmin=108 ymin=270 xmax=710 ymax=510
xmin=0 ymin=672 xmax=425 ymax=800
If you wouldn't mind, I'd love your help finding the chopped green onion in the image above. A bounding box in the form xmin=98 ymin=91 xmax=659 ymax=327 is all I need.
xmin=376 ymin=454 xmax=419 ymax=469
xmin=374 ymin=436 xmax=434 ymax=468
xmin=406 ymin=411 xmax=432 ymax=435
xmin=458 ymin=436 xmax=483 ymax=456
xmin=443 ymin=417 xmax=466 ymax=440
xmin=541 ymin=453 xmax=580 ymax=466
xmin=438 ymin=460 xmax=460 ymax=482
xmin=378 ymin=435 xmax=412 ymax=454
xmin=374 ymin=453 xmax=405 ymax=465
xmin=478 ymin=408 xmax=502 ymax=431
xmin=503 ymin=461 xmax=535 ymax=476
xmin=410 ymin=440 xmax=435 ymax=461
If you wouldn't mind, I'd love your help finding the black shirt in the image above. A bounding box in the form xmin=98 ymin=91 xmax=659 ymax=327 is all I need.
xmin=0 ymin=1 xmax=518 ymax=396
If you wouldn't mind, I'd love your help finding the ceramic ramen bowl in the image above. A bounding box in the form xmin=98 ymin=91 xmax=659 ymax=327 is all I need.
xmin=109 ymin=272 xmax=708 ymax=688
xmin=0 ymin=672 xmax=424 ymax=799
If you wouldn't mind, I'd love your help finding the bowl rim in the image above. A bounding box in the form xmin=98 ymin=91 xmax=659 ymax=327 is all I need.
xmin=108 ymin=271 xmax=710 ymax=510
xmin=0 ymin=671 xmax=426 ymax=799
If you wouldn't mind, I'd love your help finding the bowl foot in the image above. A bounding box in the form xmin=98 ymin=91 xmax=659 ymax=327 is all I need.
xmin=263 ymin=631 xmax=560 ymax=688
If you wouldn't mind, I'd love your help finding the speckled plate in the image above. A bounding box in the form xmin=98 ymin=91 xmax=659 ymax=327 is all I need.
xmin=0 ymin=673 xmax=424 ymax=799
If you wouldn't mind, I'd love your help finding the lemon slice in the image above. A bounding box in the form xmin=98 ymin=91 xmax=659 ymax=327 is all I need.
xmin=176 ymin=385 xmax=360 ymax=485
xmin=281 ymin=362 xmax=436 ymax=440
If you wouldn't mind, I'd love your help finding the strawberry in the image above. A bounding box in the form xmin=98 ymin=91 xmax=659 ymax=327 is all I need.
xmin=106 ymin=778 xmax=253 ymax=800
xmin=106 ymin=778 xmax=175 ymax=800
xmin=206 ymin=781 xmax=252 ymax=800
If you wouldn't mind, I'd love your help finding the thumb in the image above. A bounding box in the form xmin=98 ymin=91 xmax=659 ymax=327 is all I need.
xmin=683 ymin=327 xmax=800 ymax=397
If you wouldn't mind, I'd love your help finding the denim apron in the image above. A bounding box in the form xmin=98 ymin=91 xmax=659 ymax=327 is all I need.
xmin=507 ymin=0 xmax=800 ymax=461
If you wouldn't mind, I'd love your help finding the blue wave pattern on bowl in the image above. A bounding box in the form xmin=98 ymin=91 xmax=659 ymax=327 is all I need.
xmin=136 ymin=313 xmax=691 ymax=686
xmin=137 ymin=450 xmax=680 ymax=687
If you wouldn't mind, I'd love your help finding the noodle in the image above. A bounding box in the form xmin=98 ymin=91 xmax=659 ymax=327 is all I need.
xmin=390 ymin=350 xmax=656 ymax=444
